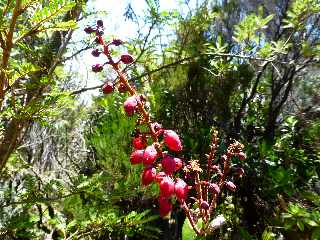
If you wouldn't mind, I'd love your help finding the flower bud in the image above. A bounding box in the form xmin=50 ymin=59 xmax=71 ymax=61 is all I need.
xmin=132 ymin=135 xmax=146 ymax=150
xmin=120 ymin=54 xmax=134 ymax=64
xmin=155 ymin=171 xmax=166 ymax=183
xmin=130 ymin=150 xmax=144 ymax=165
xmin=123 ymin=96 xmax=137 ymax=116
xmin=92 ymin=64 xmax=103 ymax=72
xmin=141 ymin=167 xmax=156 ymax=186
xmin=163 ymin=130 xmax=182 ymax=152
xmin=234 ymin=167 xmax=245 ymax=178
xmin=91 ymin=49 xmax=101 ymax=57
xmin=84 ymin=26 xmax=95 ymax=34
xmin=159 ymin=177 xmax=175 ymax=198
xmin=174 ymin=178 xmax=188 ymax=202
xmin=161 ymin=155 xmax=176 ymax=175
xmin=159 ymin=196 xmax=172 ymax=217
xmin=102 ymin=82 xmax=114 ymax=94
xmin=96 ymin=19 xmax=104 ymax=27
xmin=209 ymin=183 xmax=220 ymax=194
xmin=201 ymin=201 xmax=210 ymax=210
xmin=238 ymin=152 xmax=246 ymax=161
xmin=112 ymin=39 xmax=123 ymax=46
xmin=225 ymin=181 xmax=236 ymax=192
xmin=143 ymin=144 xmax=158 ymax=165
xmin=174 ymin=157 xmax=183 ymax=171
xmin=118 ymin=82 xmax=127 ymax=93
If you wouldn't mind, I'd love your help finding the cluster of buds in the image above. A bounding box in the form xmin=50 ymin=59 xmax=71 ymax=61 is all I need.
xmin=84 ymin=21 xmax=246 ymax=236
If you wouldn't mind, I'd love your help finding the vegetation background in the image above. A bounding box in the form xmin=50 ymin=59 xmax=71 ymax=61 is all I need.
xmin=0 ymin=0 xmax=319 ymax=239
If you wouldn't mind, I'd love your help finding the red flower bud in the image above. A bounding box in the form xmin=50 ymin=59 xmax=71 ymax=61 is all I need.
xmin=84 ymin=26 xmax=95 ymax=34
xmin=234 ymin=167 xmax=245 ymax=178
xmin=159 ymin=196 xmax=172 ymax=217
xmin=92 ymin=64 xmax=103 ymax=72
xmin=123 ymin=96 xmax=137 ymax=116
xmin=238 ymin=152 xmax=246 ymax=161
xmin=163 ymin=130 xmax=182 ymax=152
xmin=96 ymin=19 xmax=103 ymax=27
xmin=118 ymin=82 xmax=127 ymax=93
xmin=141 ymin=167 xmax=156 ymax=186
xmin=159 ymin=177 xmax=175 ymax=198
xmin=120 ymin=54 xmax=134 ymax=64
xmin=102 ymin=82 xmax=114 ymax=94
xmin=225 ymin=181 xmax=236 ymax=192
xmin=132 ymin=135 xmax=146 ymax=150
xmin=174 ymin=178 xmax=188 ymax=202
xmin=143 ymin=144 xmax=158 ymax=165
xmin=91 ymin=49 xmax=101 ymax=57
xmin=209 ymin=183 xmax=220 ymax=194
xmin=200 ymin=201 xmax=210 ymax=210
xmin=112 ymin=39 xmax=123 ymax=46
xmin=174 ymin=157 xmax=183 ymax=171
xmin=130 ymin=150 xmax=144 ymax=165
xmin=161 ymin=155 xmax=176 ymax=175
xmin=155 ymin=171 xmax=166 ymax=183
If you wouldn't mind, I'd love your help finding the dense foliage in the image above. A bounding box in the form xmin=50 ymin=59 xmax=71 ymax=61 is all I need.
xmin=0 ymin=0 xmax=319 ymax=239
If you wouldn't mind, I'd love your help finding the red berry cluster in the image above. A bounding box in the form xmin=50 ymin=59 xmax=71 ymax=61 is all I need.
xmin=85 ymin=21 xmax=246 ymax=235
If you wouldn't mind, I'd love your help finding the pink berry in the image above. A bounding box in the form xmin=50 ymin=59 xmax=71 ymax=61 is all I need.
xmin=143 ymin=144 xmax=158 ymax=165
xmin=163 ymin=130 xmax=182 ymax=152
xmin=120 ymin=54 xmax=134 ymax=64
xmin=174 ymin=157 xmax=183 ymax=171
xmin=141 ymin=167 xmax=156 ymax=186
xmin=159 ymin=177 xmax=175 ymax=198
xmin=118 ymin=82 xmax=127 ymax=93
xmin=132 ymin=135 xmax=146 ymax=150
xmin=159 ymin=196 xmax=172 ymax=217
xmin=92 ymin=64 xmax=103 ymax=72
xmin=161 ymin=155 xmax=176 ymax=175
xmin=130 ymin=150 xmax=144 ymax=165
xmin=209 ymin=183 xmax=220 ymax=194
xmin=225 ymin=181 xmax=236 ymax=192
xmin=123 ymin=96 xmax=137 ymax=116
xmin=102 ymin=82 xmax=114 ymax=94
xmin=174 ymin=178 xmax=188 ymax=202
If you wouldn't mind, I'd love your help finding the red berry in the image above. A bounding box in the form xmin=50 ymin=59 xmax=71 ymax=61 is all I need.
xmin=112 ymin=39 xmax=123 ymax=46
xmin=132 ymin=135 xmax=146 ymax=149
xmin=92 ymin=64 xmax=103 ymax=72
xmin=118 ymin=82 xmax=127 ymax=93
xmin=143 ymin=144 xmax=158 ymax=165
xmin=155 ymin=171 xmax=166 ymax=183
xmin=200 ymin=201 xmax=210 ymax=210
xmin=159 ymin=177 xmax=175 ymax=198
xmin=123 ymin=96 xmax=137 ymax=116
xmin=130 ymin=150 xmax=144 ymax=165
xmin=120 ymin=54 xmax=134 ymax=64
xmin=141 ymin=167 xmax=156 ymax=186
xmin=225 ymin=181 xmax=236 ymax=192
xmin=97 ymin=19 xmax=103 ymax=27
xmin=159 ymin=196 xmax=172 ymax=217
xmin=102 ymin=82 xmax=114 ymax=94
xmin=163 ymin=130 xmax=182 ymax=152
xmin=84 ymin=26 xmax=95 ymax=34
xmin=209 ymin=183 xmax=220 ymax=194
xmin=161 ymin=155 xmax=176 ymax=175
xmin=174 ymin=157 xmax=183 ymax=171
xmin=174 ymin=178 xmax=188 ymax=202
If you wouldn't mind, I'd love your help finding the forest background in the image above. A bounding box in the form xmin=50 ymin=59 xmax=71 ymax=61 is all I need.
xmin=0 ymin=0 xmax=319 ymax=239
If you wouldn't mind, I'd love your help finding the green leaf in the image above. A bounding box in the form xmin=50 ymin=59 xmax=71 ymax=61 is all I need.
xmin=182 ymin=218 xmax=197 ymax=240
xmin=297 ymin=220 xmax=305 ymax=232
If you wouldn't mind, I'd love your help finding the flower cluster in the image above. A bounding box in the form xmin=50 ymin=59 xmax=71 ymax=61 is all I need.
xmin=84 ymin=20 xmax=246 ymax=236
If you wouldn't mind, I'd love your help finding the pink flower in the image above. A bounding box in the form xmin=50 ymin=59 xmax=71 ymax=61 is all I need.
xmin=161 ymin=155 xmax=176 ymax=175
xmin=130 ymin=150 xmax=144 ymax=165
xmin=159 ymin=177 xmax=175 ymax=198
xmin=123 ymin=96 xmax=137 ymax=116
xmin=141 ymin=167 xmax=156 ymax=186
xmin=174 ymin=178 xmax=188 ymax=202
xmin=159 ymin=196 xmax=172 ymax=217
xmin=143 ymin=144 xmax=158 ymax=165
xmin=225 ymin=181 xmax=236 ymax=192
